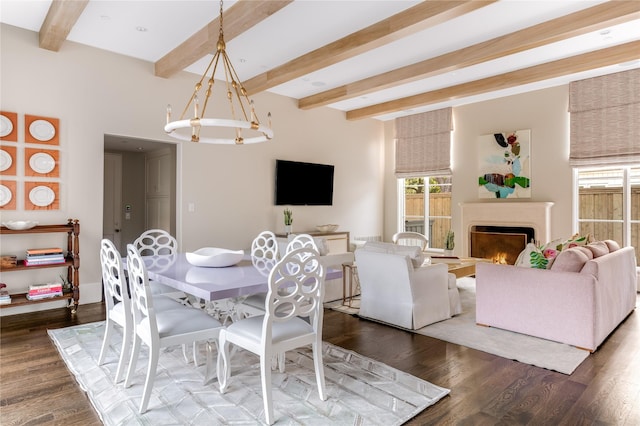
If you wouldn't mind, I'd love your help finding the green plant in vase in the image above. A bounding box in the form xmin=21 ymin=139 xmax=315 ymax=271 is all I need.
xmin=445 ymin=230 xmax=455 ymax=254
xmin=283 ymin=208 xmax=293 ymax=234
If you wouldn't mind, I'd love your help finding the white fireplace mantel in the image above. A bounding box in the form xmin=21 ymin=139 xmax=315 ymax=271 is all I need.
xmin=460 ymin=202 xmax=554 ymax=257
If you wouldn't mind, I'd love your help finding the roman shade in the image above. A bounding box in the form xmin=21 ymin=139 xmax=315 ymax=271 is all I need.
xmin=568 ymin=68 xmax=640 ymax=167
xmin=395 ymin=107 xmax=453 ymax=177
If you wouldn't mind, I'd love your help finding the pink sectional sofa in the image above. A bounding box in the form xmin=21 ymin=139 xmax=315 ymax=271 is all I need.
xmin=475 ymin=245 xmax=637 ymax=352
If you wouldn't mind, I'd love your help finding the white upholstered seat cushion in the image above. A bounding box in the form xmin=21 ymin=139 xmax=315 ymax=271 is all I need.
xmin=139 ymin=308 xmax=223 ymax=340
xmin=224 ymin=315 xmax=313 ymax=345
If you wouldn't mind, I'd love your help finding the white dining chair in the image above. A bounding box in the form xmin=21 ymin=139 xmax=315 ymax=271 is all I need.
xmin=97 ymin=239 xmax=183 ymax=384
xmin=285 ymin=233 xmax=318 ymax=253
xmin=124 ymin=244 xmax=225 ymax=414
xmin=243 ymin=232 xmax=318 ymax=315
xmin=134 ymin=228 xmax=205 ymax=364
xmin=134 ymin=229 xmax=178 ymax=255
xmin=392 ymin=231 xmax=429 ymax=251
xmin=217 ymin=246 xmax=327 ymax=425
xmin=250 ymin=230 xmax=279 ymax=266
xmin=133 ymin=229 xmax=183 ymax=296
xmin=237 ymin=231 xmax=280 ymax=317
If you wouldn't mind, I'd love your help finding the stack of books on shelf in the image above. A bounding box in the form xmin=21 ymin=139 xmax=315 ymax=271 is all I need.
xmin=26 ymin=283 xmax=63 ymax=301
xmin=24 ymin=248 xmax=65 ymax=266
xmin=0 ymin=285 xmax=11 ymax=305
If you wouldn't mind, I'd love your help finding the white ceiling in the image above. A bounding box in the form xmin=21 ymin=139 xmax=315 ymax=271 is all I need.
xmin=1 ymin=0 xmax=639 ymax=127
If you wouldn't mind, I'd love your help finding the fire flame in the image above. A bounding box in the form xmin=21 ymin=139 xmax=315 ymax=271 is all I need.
xmin=492 ymin=253 xmax=508 ymax=264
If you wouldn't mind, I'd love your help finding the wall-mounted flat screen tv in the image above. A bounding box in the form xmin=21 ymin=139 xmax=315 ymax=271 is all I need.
xmin=275 ymin=159 xmax=334 ymax=205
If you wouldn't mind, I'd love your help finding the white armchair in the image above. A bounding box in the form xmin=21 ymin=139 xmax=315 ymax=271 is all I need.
xmin=354 ymin=243 xmax=456 ymax=330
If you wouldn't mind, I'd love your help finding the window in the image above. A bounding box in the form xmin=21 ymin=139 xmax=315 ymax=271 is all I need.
xmin=575 ymin=166 xmax=639 ymax=262
xmin=398 ymin=175 xmax=452 ymax=250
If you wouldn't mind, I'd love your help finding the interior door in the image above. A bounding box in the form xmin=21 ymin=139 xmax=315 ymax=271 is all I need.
xmin=103 ymin=152 xmax=123 ymax=251
xmin=145 ymin=150 xmax=172 ymax=231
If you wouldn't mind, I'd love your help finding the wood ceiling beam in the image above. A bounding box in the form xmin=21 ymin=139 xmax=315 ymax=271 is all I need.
xmin=242 ymin=0 xmax=496 ymax=95
xmin=346 ymin=40 xmax=640 ymax=121
xmin=300 ymin=1 xmax=640 ymax=110
xmin=154 ymin=0 xmax=293 ymax=79
xmin=39 ymin=0 xmax=89 ymax=51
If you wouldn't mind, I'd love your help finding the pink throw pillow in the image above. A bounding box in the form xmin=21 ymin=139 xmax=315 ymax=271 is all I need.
xmin=604 ymin=240 xmax=621 ymax=252
xmin=550 ymin=248 xmax=589 ymax=272
xmin=572 ymin=246 xmax=593 ymax=260
xmin=586 ymin=241 xmax=609 ymax=258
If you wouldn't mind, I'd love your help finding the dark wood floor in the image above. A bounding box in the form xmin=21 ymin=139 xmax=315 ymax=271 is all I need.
xmin=1 ymin=296 xmax=639 ymax=425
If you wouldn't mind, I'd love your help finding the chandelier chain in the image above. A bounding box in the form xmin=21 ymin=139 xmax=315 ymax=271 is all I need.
xmin=164 ymin=0 xmax=273 ymax=144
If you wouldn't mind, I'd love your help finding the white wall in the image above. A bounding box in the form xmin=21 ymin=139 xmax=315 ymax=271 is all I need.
xmin=0 ymin=24 xmax=384 ymax=314
xmin=383 ymin=85 xmax=574 ymax=251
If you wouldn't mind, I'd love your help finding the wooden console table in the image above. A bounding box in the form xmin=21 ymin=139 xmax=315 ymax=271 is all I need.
xmin=275 ymin=230 xmax=350 ymax=254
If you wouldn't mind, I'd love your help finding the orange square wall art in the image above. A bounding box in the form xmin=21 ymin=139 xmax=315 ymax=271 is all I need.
xmin=0 ymin=144 xmax=17 ymax=176
xmin=0 ymin=112 xmax=18 ymax=142
xmin=25 ymin=148 xmax=59 ymax=178
xmin=25 ymin=181 xmax=59 ymax=210
xmin=0 ymin=180 xmax=17 ymax=210
xmin=25 ymin=115 xmax=59 ymax=145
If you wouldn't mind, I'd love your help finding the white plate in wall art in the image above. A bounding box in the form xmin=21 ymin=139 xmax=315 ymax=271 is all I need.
xmin=0 ymin=115 xmax=13 ymax=137
xmin=29 ymin=185 xmax=55 ymax=207
xmin=29 ymin=152 xmax=55 ymax=174
xmin=0 ymin=149 xmax=12 ymax=172
xmin=0 ymin=184 xmax=12 ymax=206
xmin=29 ymin=119 xmax=56 ymax=141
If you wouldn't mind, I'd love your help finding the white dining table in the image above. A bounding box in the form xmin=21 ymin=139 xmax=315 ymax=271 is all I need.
xmin=138 ymin=254 xmax=342 ymax=302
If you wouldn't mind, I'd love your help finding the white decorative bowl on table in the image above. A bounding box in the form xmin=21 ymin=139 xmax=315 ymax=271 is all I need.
xmin=186 ymin=247 xmax=244 ymax=267
xmin=2 ymin=220 xmax=38 ymax=230
xmin=316 ymin=224 xmax=338 ymax=233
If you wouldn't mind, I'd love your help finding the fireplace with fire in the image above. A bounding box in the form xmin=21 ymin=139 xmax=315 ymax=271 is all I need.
xmin=470 ymin=225 xmax=535 ymax=265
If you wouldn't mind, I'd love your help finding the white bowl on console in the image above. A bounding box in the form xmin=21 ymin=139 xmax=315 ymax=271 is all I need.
xmin=316 ymin=224 xmax=338 ymax=232
xmin=2 ymin=220 xmax=38 ymax=230
xmin=186 ymin=247 xmax=244 ymax=267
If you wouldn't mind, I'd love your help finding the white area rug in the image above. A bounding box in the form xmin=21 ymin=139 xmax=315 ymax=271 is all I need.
xmin=325 ymin=297 xmax=360 ymax=315
xmin=330 ymin=278 xmax=589 ymax=375
xmin=49 ymin=321 xmax=449 ymax=425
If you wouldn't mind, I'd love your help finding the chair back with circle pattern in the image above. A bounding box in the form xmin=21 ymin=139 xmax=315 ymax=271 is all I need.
xmin=265 ymin=247 xmax=324 ymax=330
xmin=392 ymin=231 xmax=428 ymax=251
xmin=285 ymin=233 xmax=318 ymax=253
xmin=134 ymin=229 xmax=178 ymax=256
xmin=251 ymin=231 xmax=279 ymax=274
xmin=100 ymin=238 xmax=131 ymax=315
xmin=126 ymin=244 xmax=157 ymax=340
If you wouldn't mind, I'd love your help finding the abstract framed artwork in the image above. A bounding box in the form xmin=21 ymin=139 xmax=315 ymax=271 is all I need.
xmin=478 ymin=129 xmax=531 ymax=199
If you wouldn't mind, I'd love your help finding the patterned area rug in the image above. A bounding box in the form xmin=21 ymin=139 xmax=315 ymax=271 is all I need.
xmin=331 ymin=278 xmax=589 ymax=375
xmin=49 ymin=322 xmax=449 ymax=425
